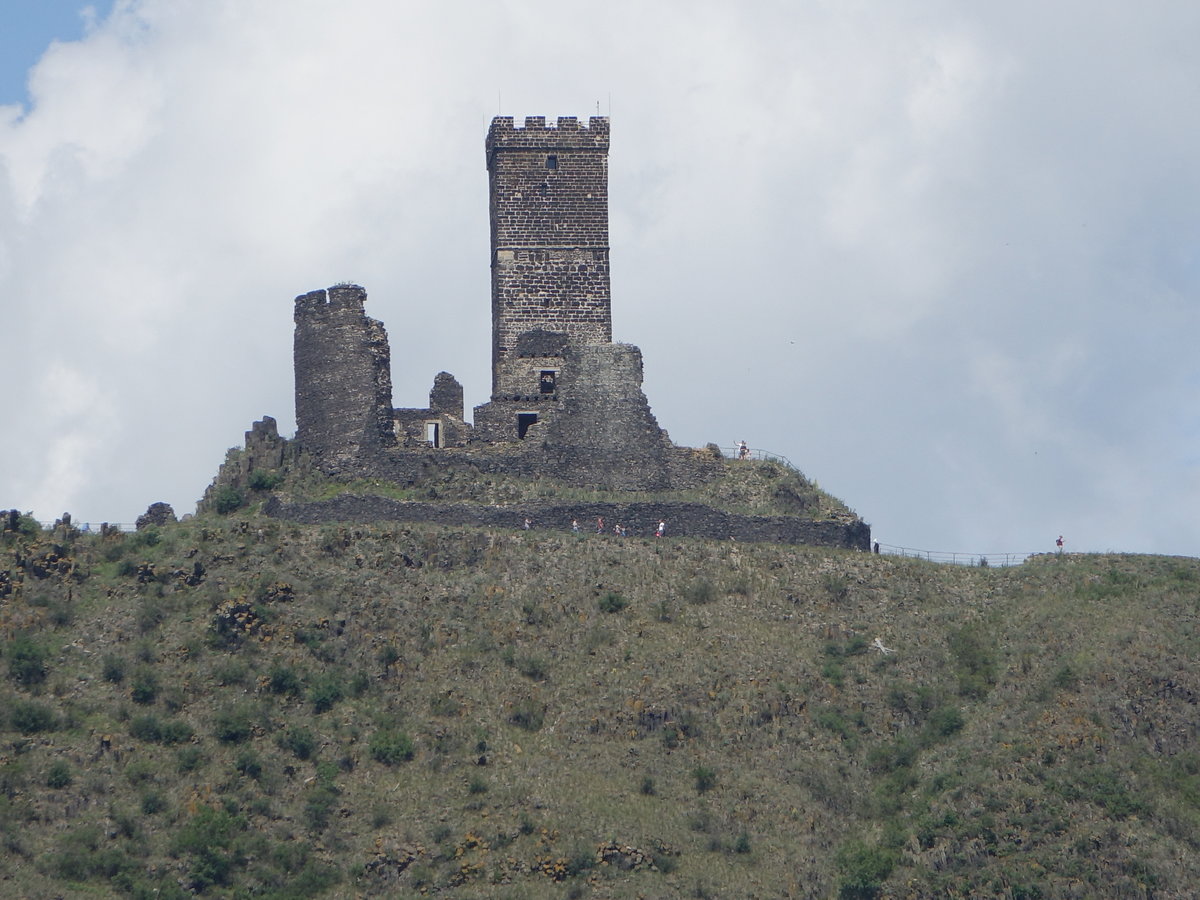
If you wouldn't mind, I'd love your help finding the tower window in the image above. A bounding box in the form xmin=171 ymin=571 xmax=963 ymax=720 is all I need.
xmin=539 ymin=370 xmax=557 ymax=393
xmin=517 ymin=413 xmax=539 ymax=439
xmin=545 ymin=155 xmax=557 ymax=170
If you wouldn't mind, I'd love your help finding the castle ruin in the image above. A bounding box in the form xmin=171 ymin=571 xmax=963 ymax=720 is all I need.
xmin=291 ymin=116 xmax=697 ymax=493
xmin=207 ymin=116 xmax=870 ymax=550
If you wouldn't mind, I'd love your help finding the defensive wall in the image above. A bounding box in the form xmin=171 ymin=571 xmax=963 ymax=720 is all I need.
xmin=261 ymin=494 xmax=870 ymax=551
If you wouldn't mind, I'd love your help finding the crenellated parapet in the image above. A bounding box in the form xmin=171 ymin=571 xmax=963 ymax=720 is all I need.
xmin=486 ymin=116 xmax=610 ymax=156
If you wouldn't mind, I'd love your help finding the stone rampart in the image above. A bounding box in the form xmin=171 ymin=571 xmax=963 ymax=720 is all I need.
xmin=262 ymin=494 xmax=870 ymax=551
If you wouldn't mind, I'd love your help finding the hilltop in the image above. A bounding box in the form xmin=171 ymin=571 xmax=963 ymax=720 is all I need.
xmin=1 ymin=502 xmax=1198 ymax=898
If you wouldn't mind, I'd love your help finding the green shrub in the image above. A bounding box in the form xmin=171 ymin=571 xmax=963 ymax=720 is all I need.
xmin=129 ymin=713 xmax=194 ymax=746
xmin=836 ymin=839 xmax=897 ymax=899
xmin=136 ymin=596 xmax=167 ymax=633
xmin=598 ymin=591 xmax=628 ymax=613
xmin=234 ymin=749 xmax=263 ymax=780
xmin=212 ymin=486 xmax=245 ymax=515
xmin=949 ymin=626 xmax=997 ymax=699
xmin=172 ymin=805 xmax=247 ymax=890
xmin=1051 ymin=664 xmax=1079 ymax=691
xmin=14 ymin=513 xmax=42 ymax=538
xmin=926 ymin=705 xmax=965 ymax=739
xmin=303 ymin=780 xmax=339 ymax=833
xmin=130 ymin=714 xmax=164 ymax=743
xmin=369 ymin=729 xmax=415 ymax=765
xmin=279 ymin=727 xmax=318 ymax=761
xmin=161 ymin=719 xmax=195 ymax=745
xmin=130 ymin=667 xmax=159 ymax=705
xmin=1057 ymin=764 xmax=1145 ymax=819
xmin=46 ymin=760 xmax=72 ymax=789
xmin=7 ymin=635 xmax=48 ymax=686
xmin=176 ymin=746 xmax=205 ymax=774
xmin=10 ymin=700 xmax=56 ymax=734
xmin=248 ymin=469 xmax=284 ymax=491
xmin=866 ymin=737 xmax=918 ymax=774
xmin=308 ymin=673 xmax=344 ymax=713
xmin=101 ymin=653 xmax=126 ymax=684
xmin=377 ymin=645 xmax=401 ymax=669
xmin=213 ymin=706 xmax=254 ymax=744
xmin=693 ymin=765 xmax=717 ymax=793
xmin=467 ymin=774 xmax=488 ymax=794
xmin=822 ymin=660 xmax=846 ymax=687
xmin=268 ymin=663 xmax=303 ymax=696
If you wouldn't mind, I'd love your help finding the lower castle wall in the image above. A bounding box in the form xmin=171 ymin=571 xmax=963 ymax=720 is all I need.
xmin=262 ymin=494 xmax=871 ymax=551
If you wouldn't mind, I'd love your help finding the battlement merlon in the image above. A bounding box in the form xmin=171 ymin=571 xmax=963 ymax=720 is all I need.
xmin=294 ymin=284 xmax=369 ymax=321
xmin=486 ymin=116 xmax=610 ymax=157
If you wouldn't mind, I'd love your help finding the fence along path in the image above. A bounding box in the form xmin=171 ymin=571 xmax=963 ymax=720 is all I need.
xmin=721 ymin=447 xmax=1037 ymax=567
xmin=874 ymin=543 xmax=1035 ymax=568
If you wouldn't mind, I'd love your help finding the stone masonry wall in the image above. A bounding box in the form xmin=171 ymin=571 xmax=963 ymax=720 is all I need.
xmin=293 ymin=285 xmax=396 ymax=473
xmin=393 ymin=373 xmax=470 ymax=448
xmin=537 ymin=343 xmax=676 ymax=491
xmin=263 ymin=494 xmax=871 ymax=551
xmin=488 ymin=116 xmax=612 ymax=395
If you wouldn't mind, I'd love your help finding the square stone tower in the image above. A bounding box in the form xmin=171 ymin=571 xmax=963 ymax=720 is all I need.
xmin=474 ymin=115 xmax=611 ymax=441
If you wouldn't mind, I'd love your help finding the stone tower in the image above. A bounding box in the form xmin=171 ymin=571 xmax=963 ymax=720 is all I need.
xmin=293 ymin=284 xmax=396 ymax=472
xmin=474 ymin=115 xmax=612 ymax=441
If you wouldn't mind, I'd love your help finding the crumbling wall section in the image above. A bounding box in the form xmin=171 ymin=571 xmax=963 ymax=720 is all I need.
xmin=293 ymin=285 xmax=395 ymax=472
xmin=537 ymin=342 xmax=674 ymax=490
xmin=393 ymin=373 xmax=471 ymax=448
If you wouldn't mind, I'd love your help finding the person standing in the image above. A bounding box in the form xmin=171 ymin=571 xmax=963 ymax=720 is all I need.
xmin=656 ymin=520 xmax=666 ymax=538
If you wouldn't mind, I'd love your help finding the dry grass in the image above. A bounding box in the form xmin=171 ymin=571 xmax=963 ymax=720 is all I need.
xmin=1 ymin=517 xmax=1198 ymax=898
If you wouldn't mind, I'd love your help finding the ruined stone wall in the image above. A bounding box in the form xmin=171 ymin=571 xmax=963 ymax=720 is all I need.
xmin=198 ymin=417 xmax=292 ymax=512
xmin=293 ymin=285 xmax=395 ymax=472
xmin=263 ymin=494 xmax=871 ymax=551
xmin=393 ymin=373 xmax=470 ymax=448
xmin=487 ymin=116 xmax=611 ymax=396
xmin=536 ymin=343 xmax=676 ymax=490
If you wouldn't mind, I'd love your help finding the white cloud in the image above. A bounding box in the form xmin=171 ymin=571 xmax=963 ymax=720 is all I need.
xmin=0 ymin=0 xmax=1197 ymax=556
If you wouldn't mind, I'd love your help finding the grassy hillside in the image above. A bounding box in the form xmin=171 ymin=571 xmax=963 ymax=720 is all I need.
xmin=1 ymin=512 xmax=1198 ymax=898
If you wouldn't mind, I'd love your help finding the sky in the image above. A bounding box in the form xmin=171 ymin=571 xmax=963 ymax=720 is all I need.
xmin=1 ymin=0 xmax=1197 ymax=559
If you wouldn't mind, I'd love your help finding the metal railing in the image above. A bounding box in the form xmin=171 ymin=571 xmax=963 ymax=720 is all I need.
xmin=720 ymin=446 xmax=801 ymax=470
xmin=33 ymin=521 xmax=137 ymax=534
xmin=876 ymin=543 xmax=1035 ymax=567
